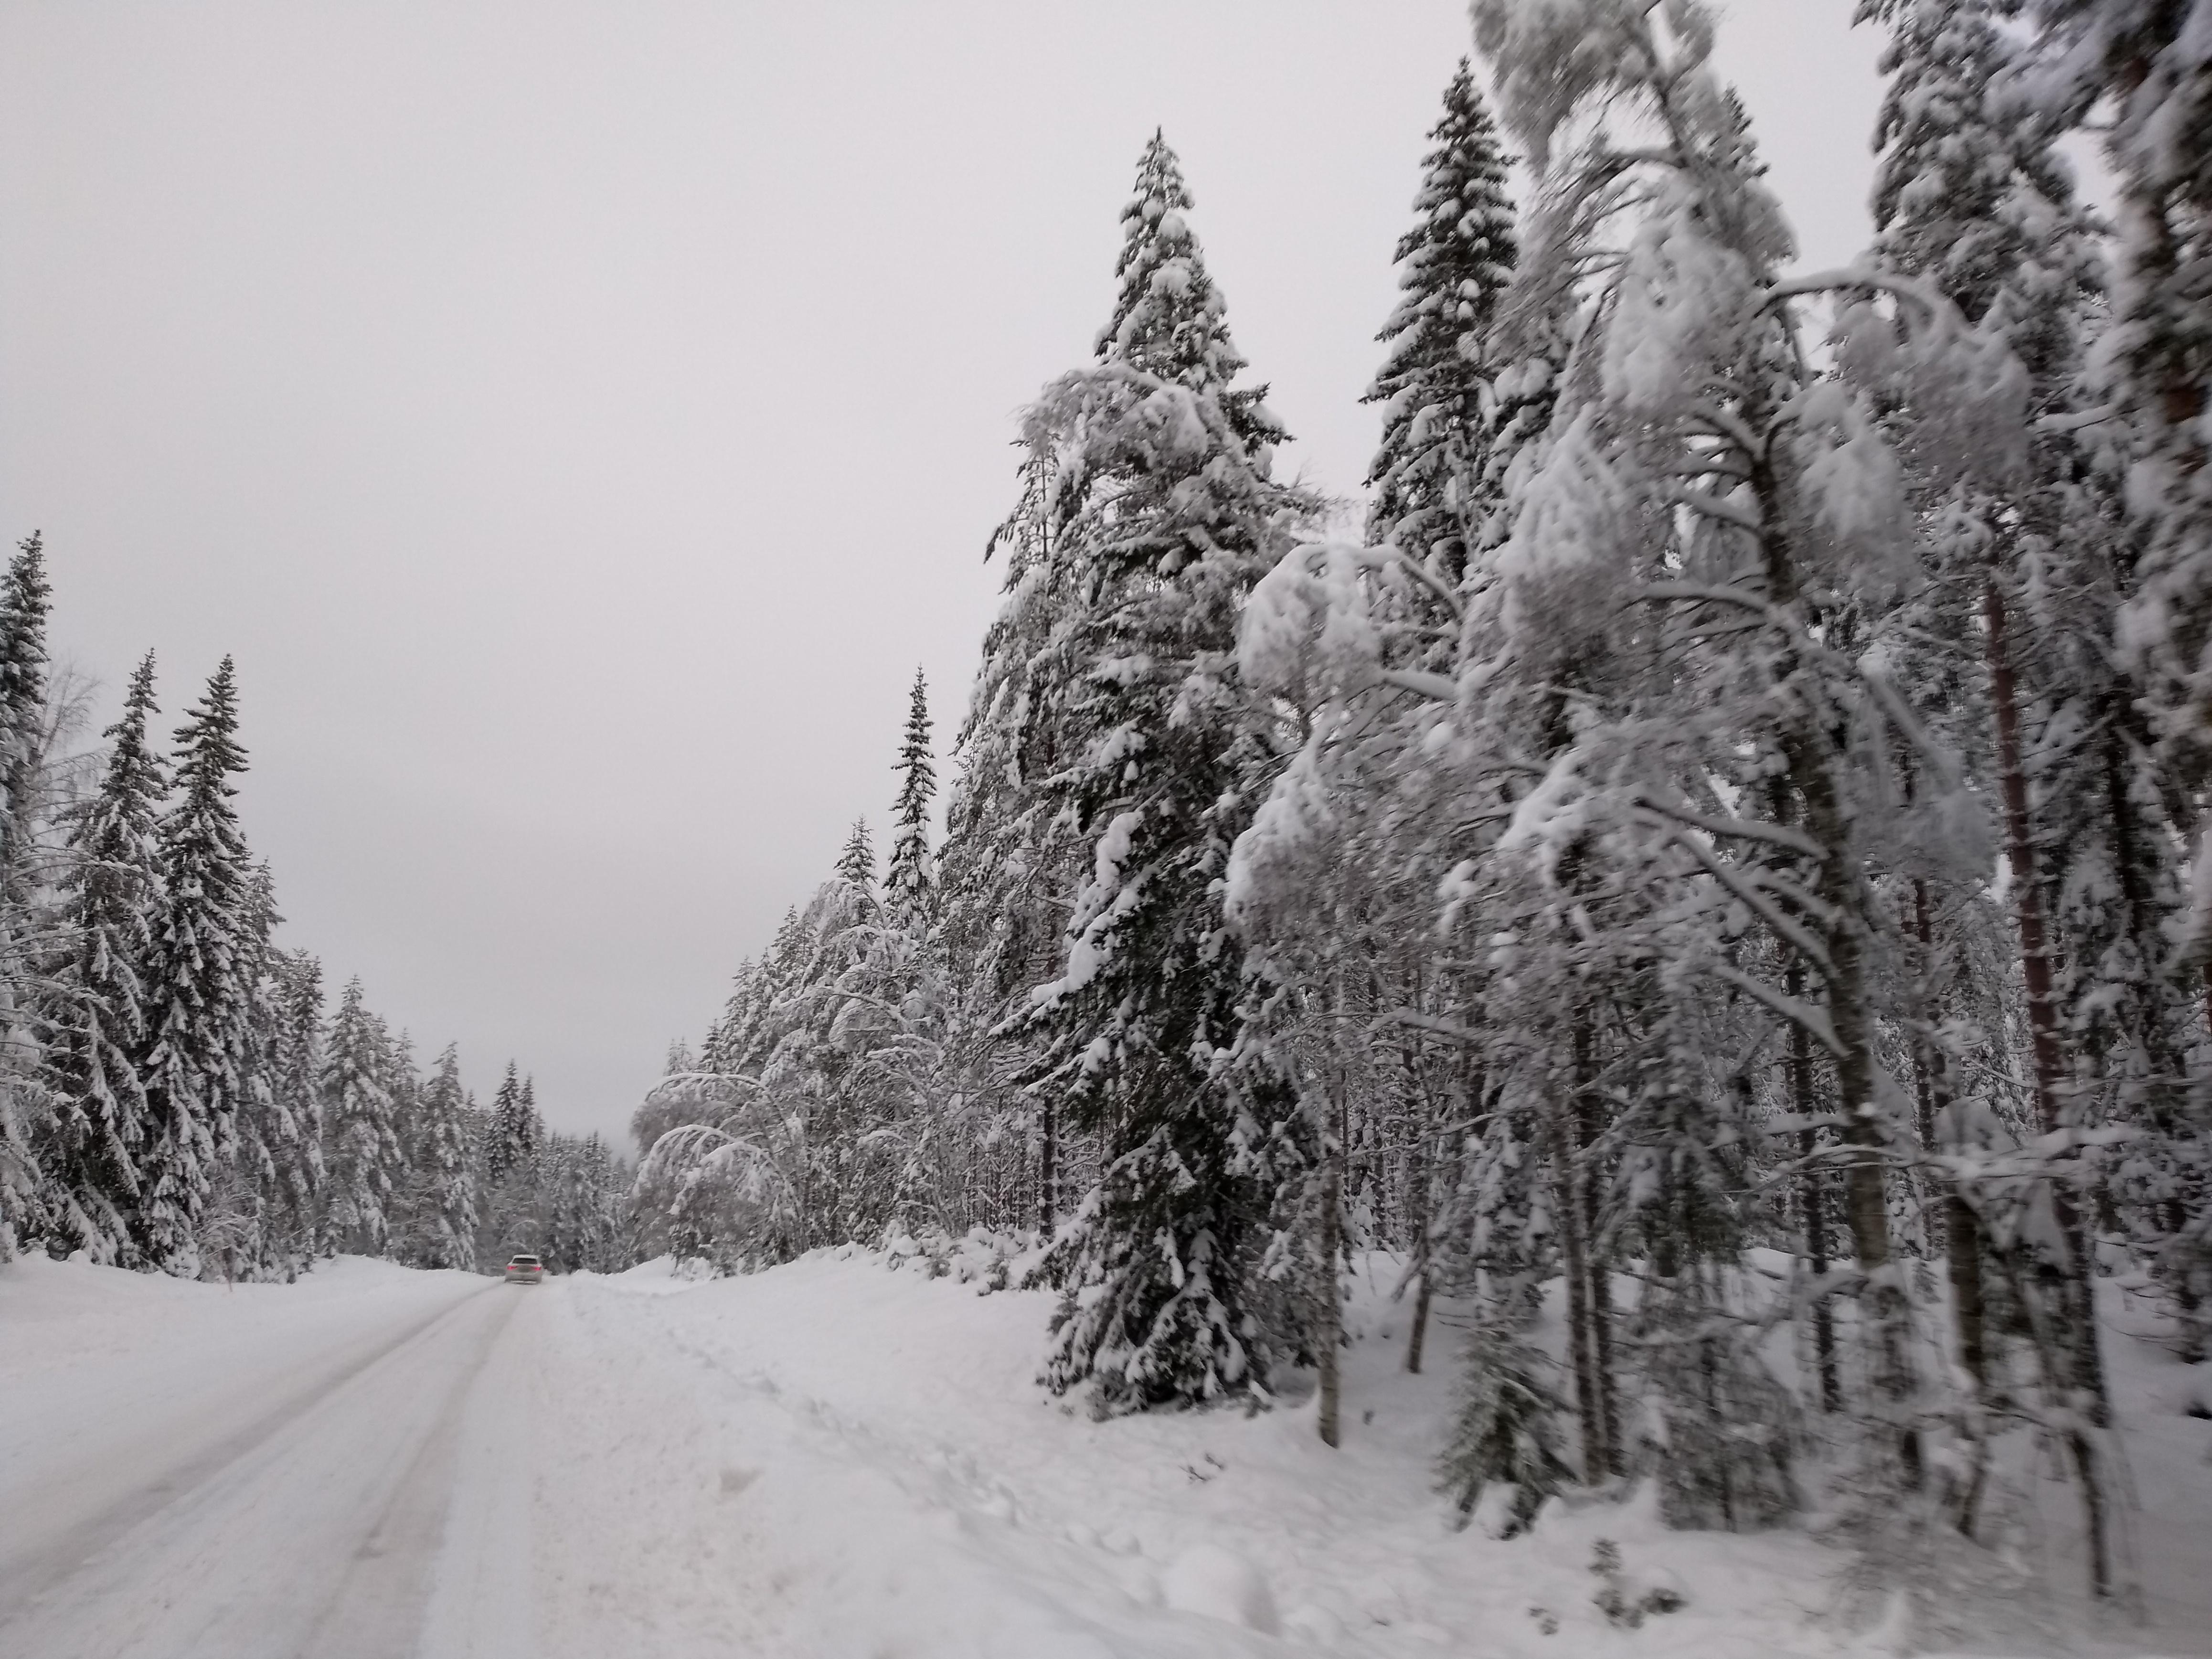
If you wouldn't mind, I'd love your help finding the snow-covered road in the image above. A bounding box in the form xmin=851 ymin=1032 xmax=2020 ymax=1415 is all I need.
xmin=0 ymin=1260 xmax=534 ymax=1659
xmin=6 ymin=1250 xmax=2208 ymax=1659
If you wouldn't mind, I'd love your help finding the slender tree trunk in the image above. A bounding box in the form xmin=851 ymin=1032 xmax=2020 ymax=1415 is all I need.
xmin=1913 ymin=880 xmax=1987 ymax=1395
xmin=1403 ymin=1087 xmax=1433 ymax=1376
xmin=1317 ymin=1143 xmax=1342 ymax=1448
xmin=1038 ymin=1094 xmax=1056 ymax=1234
xmin=1983 ymin=574 xmax=2110 ymax=1596
xmin=1788 ymin=958 xmax=1840 ymax=1412
xmin=1573 ymin=1016 xmax=1618 ymax=1473
xmin=1788 ymin=729 xmax=1916 ymax=1489
xmin=1554 ymin=1085 xmax=1601 ymax=1482
xmin=1749 ymin=442 xmax=1912 ymax=1469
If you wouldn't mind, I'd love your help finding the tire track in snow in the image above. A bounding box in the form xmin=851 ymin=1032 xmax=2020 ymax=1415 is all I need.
xmin=0 ymin=1280 xmax=522 ymax=1659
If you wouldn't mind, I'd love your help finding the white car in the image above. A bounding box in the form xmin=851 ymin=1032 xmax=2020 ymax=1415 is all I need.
xmin=503 ymin=1254 xmax=546 ymax=1284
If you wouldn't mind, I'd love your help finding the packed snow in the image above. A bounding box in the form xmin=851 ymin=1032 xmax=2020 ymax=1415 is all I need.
xmin=5 ymin=1248 xmax=2207 ymax=1657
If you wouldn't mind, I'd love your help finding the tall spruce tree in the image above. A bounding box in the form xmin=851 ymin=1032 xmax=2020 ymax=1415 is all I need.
xmin=138 ymin=658 xmax=255 ymax=1275
xmin=1020 ymin=135 xmax=1321 ymax=1411
xmin=410 ymin=1042 xmax=479 ymax=1269
xmin=321 ymin=977 xmax=399 ymax=1255
xmin=41 ymin=651 xmax=165 ymax=1263
xmin=834 ymin=818 xmax=875 ymax=893
xmin=0 ymin=533 xmax=53 ymax=893
xmin=265 ymin=949 xmax=326 ymax=1266
xmin=0 ymin=533 xmax=53 ymax=1257
xmin=489 ymin=1062 xmax=532 ymax=1183
xmin=1363 ymin=60 xmax=1519 ymax=580
xmin=884 ymin=670 xmax=937 ymax=926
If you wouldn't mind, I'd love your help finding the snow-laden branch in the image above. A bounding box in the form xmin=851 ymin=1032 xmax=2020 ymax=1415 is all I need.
xmin=1702 ymin=960 xmax=1845 ymax=1059
xmin=1628 ymin=790 xmax=1824 ymax=859
xmin=1763 ymin=267 xmax=1949 ymax=318
xmin=1375 ymin=667 xmax=1459 ymax=703
xmin=1662 ymin=827 xmax=1835 ymax=977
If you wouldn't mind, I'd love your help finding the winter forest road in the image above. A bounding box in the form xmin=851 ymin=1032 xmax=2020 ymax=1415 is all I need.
xmin=0 ymin=1269 xmax=538 ymax=1659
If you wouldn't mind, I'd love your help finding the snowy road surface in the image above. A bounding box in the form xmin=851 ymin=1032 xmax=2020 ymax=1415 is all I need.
xmin=5 ymin=1250 xmax=2209 ymax=1658
xmin=0 ymin=1262 xmax=532 ymax=1659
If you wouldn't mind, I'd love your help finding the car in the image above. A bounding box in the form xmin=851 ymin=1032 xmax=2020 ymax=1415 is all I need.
xmin=503 ymin=1254 xmax=547 ymax=1284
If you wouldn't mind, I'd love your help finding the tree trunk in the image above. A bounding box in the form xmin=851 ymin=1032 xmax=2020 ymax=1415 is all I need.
xmin=1788 ymin=729 xmax=1916 ymax=1486
xmin=1911 ymin=879 xmax=1987 ymax=1394
xmin=1317 ymin=1147 xmax=1342 ymax=1448
xmin=1038 ymin=1092 xmax=1056 ymax=1235
xmin=1574 ymin=1018 xmax=1618 ymax=1473
xmin=1554 ymin=1093 xmax=1600 ymax=1481
xmin=1788 ymin=958 xmax=1841 ymax=1413
xmin=1983 ymin=574 xmax=2110 ymax=1595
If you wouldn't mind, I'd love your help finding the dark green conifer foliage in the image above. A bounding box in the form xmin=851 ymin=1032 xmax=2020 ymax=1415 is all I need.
xmin=489 ymin=1062 xmax=533 ymax=1182
xmin=884 ymin=670 xmax=936 ymax=925
xmin=43 ymin=651 xmax=166 ymax=1263
xmin=1363 ymin=61 xmax=1518 ymax=580
xmin=1096 ymin=131 xmax=1285 ymax=449
xmin=0 ymin=532 xmax=53 ymax=890
xmin=1021 ymin=135 xmax=1321 ymax=1411
xmin=138 ymin=658 xmax=255 ymax=1274
xmin=321 ymin=976 xmax=398 ymax=1255
xmin=834 ymin=818 xmax=875 ymax=892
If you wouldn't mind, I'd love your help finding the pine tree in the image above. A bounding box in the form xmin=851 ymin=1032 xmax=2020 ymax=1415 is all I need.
xmin=0 ymin=533 xmax=53 ymax=893
xmin=137 ymin=658 xmax=256 ymax=1275
xmin=1021 ymin=135 xmax=1322 ymax=1411
xmin=1096 ymin=132 xmax=1284 ymax=449
xmin=0 ymin=532 xmax=53 ymax=1258
xmin=937 ymin=447 xmax=1095 ymax=1235
xmin=264 ymin=949 xmax=326 ymax=1266
xmin=1363 ymin=60 xmax=1519 ymax=580
xmin=834 ymin=818 xmax=874 ymax=892
xmin=321 ymin=977 xmax=399 ymax=1255
xmin=411 ymin=1042 xmax=479 ymax=1269
xmin=211 ymin=861 xmax=299 ymax=1278
xmin=884 ymin=669 xmax=937 ymax=925
xmin=489 ymin=1062 xmax=533 ymax=1183
xmin=40 ymin=651 xmax=165 ymax=1263
xmin=2023 ymin=0 xmax=2212 ymax=809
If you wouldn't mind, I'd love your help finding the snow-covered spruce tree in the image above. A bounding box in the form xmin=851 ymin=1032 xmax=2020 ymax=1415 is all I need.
xmin=936 ymin=445 xmax=1098 ymax=1235
xmin=833 ymin=818 xmax=874 ymax=892
xmin=204 ymin=860 xmax=293 ymax=1278
xmin=0 ymin=532 xmax=53 ymax=895
xmin=1364 ymin=58 xmax=1518 ymax=583
xmin=2023 ymin=1 xmax=2212 ymax=807
xmin=1222 ymin=59 xmax=1535 ymax=1431
xmin=2018 ymin=0 xmax=2212 ymax=1366
xmin=38 ymin=652 xmax=164 ymax=1263
xmin=402 ymin=1042 xmax=479 ymax=1269
xmin=0 ymin=533 xmax=53 ymax=1258
xmin=884 ymin=669 xmax=937 ymax=927
xmin=488 ymin=1061 xmax=530 ymax=1184
xmin=321 ymin=977 xmax=399 ymax=1255
xmin=136 ymin=658 xmax=256 ymax=1276
xmin=1436 ymin=1320 xmax=1574 ymax=1536
xmin=1015 ymin=133 xmax=1323 ymax=1413
xmin=263 ymin=950 xmax=325 ymax=1264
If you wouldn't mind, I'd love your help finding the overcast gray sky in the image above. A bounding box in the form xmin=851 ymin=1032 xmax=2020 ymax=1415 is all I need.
xmin=0 ymin=1 xmax=1884 ymax=1145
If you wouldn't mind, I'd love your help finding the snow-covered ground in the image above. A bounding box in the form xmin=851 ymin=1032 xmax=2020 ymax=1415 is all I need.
xmin=3 ymin=1248 xmax=2207 ymax=1658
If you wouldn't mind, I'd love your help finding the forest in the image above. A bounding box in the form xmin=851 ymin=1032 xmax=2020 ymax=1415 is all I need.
xmin=0 ymin=604 xmax=629 ymax=1281
xmin=621 ymin=0 xmax=2212 ymax=1608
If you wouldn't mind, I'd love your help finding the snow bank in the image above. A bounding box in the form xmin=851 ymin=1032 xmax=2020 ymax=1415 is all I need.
xmin=552 ymin=1251 xmax=1898 ymax=1657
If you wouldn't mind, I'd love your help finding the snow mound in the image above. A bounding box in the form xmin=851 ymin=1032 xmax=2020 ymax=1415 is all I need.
xmin=1159 ymin=1542 xmax=1278 ymax=1634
